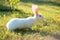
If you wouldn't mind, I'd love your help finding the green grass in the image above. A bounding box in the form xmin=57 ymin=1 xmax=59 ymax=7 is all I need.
xmin=0 ymin=0 xmax=60 ymax=40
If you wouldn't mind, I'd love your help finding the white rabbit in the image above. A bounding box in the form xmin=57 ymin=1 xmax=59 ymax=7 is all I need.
xmin=6 ymin=5 xmax=44 ymax=30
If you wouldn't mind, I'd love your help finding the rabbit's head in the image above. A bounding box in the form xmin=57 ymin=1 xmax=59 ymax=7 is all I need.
xmin=32 ymin=5 xmax=44 ymax=20
xmin=36 ymin=13 xmax=44 ymax=21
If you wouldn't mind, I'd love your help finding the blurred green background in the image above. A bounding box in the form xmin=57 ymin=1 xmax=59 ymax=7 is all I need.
xmin=0 ymin=0 xmax=60 ymax=40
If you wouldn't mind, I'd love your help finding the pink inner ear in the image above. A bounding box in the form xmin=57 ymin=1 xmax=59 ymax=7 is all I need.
xmin=35 ymin=8 xmax=38 ymax=16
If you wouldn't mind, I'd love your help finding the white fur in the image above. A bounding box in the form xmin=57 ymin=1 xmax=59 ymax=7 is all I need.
xmin=6 ymin=5 xmax=44 ymax=30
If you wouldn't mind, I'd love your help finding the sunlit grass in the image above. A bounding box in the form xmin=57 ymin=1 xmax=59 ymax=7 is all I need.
xmin=0 ymin=0 xmax=60 ymax=40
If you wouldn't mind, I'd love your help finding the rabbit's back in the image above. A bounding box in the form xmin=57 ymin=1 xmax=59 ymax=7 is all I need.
xmin=6 ymin=18 xmax=35 ymax=30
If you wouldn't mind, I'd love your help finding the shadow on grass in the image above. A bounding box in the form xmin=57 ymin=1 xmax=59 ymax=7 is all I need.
xmin=0 ymin=5 xmax=21 ymax=12
xmin=0 ymin=5 xmax=12 ymax=12
xmin=0 ymin=5 xmax=29 ymax=18
xmin=13 ymin=28 xmax=49 ymax=36
xmin=20 ymin=0 xmax=60 ymax=6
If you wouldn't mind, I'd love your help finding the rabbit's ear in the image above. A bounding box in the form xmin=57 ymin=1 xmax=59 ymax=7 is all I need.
xmin=32 ymin=5 xmax=38 ymax=16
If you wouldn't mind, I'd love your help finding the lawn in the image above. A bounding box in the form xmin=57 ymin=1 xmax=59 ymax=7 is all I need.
xmin=0 ymin=0 xmax=60 ymax=40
